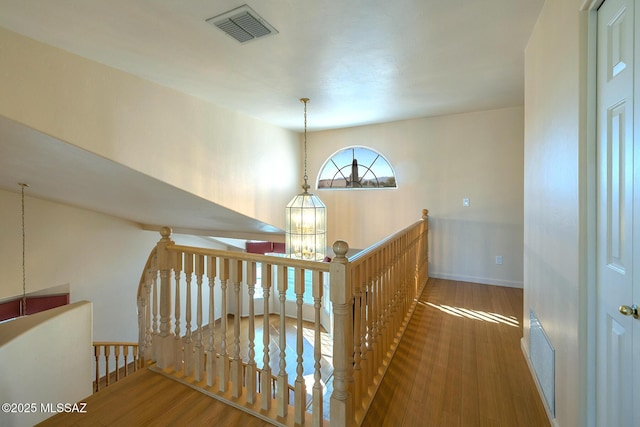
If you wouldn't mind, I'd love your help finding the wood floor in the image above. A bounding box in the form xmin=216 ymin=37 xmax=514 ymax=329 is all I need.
xmin=36 ymin=367 xmax=272 ymax=427
xmin=362 ymin=278 xmax=550 ymax=427
xmin=38 ymin=278 xmax=549 ymax=427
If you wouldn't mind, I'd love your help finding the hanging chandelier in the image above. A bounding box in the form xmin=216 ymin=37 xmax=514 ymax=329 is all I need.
xmin=285 ymin=98 xmax=326 ymax=260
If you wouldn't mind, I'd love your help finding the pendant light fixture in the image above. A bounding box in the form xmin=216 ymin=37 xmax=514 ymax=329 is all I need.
xmin=285 ymin=98 xmax=326 ymax=260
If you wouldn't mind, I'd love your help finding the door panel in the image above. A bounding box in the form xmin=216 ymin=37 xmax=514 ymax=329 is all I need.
xmin=604 ymin=315 xmax=630 ymax=426
xmin=605 ymin=101 xmax=629 ymax=274
xmin=596 ymin=0 xmax=637 ymax=424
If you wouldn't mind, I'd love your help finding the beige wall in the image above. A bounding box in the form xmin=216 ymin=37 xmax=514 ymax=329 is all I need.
xmin=0 ymin=188 xmax=226 ymax=343
xmin=523 ymin=0 xmax=590 ymax=426
xmin=0 ymin=27 xmax=527 ymax=289
xmin=0 ymin=188 xmax=156 ymax=342
xmin=0 ymin=302 xmax=93 ymax=427
xmin=309 ymin=106 xmax=525 ymax=287
xmin=0 ymin=28 xmax=299 ymax=230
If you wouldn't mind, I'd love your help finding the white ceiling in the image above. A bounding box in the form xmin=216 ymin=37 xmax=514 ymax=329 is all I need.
xmin=0 ymin=0 xmax=543 ymax=238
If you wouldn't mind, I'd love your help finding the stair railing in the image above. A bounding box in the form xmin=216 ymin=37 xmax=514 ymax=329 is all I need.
xmin=137 ymin=209 xmax=428 ymax=427
xmin=92 ymin=342 xmax=143 ymax=392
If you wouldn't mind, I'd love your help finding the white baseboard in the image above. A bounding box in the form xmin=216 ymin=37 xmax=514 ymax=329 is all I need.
xmin=429 ymin=272 xmax=523 ymax=288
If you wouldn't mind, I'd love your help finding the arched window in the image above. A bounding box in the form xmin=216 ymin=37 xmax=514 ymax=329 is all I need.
xmin=317 ymin=146 xmax=397 ymax=189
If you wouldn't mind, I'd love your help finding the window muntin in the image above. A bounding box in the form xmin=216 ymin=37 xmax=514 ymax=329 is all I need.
xmin=317 ymin=146 xmax=397 ymax=189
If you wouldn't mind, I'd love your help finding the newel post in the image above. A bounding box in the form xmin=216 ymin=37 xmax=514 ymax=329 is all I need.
xmin=329 ymin=241 xmax=354 ymax=427
xmin=156 ymin=226 xmax=175 ymax=369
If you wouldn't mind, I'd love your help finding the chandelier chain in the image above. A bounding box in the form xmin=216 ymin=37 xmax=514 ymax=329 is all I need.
xmin=19 ymin=183 xmax=28 ymax=316
xmin=301 ymin=98 xmax=309 ymax=190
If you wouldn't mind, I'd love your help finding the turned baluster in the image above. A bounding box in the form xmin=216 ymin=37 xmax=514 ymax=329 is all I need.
xmin=410 ymin=229 xmax=418 ymax=299
xmin=294 ymin=268 xmax=306 ymax=425
xmin=414 ymin=227 xmax=421 ymax=296
xmin=230 ymin=259 xmax=243 ymax=398
xmin=396 ymin=239 xmax=403 ymax=333
xmin=133 ymin=345 xmax=140 ymax=371
xmin=382 ymin=245 xmax=391 ymax=355
xmin=359 ymin=261 xmax=370 ymax=401
xmin=382 ymin=246 xmax=390 ymax=365
xmin=218 ymin=258 xmax=230 ymax=392
xmin=143 ymin=259 xmax=154 ymax=360
xmin=183 ymin=253 xmax=194 ymax=377
xmin=400 ymin=236 xmax=409 ymax=324
xmin=410 ymin=228 xmax=415 ymax=290
xmin=395 ymin=236 xmax=407 ymax=330
xmin=352 ymin=266 xmax=363 ymax=406
xmin=104 ymin=345 xmax=111 ymax=387
xmin=206 ymin=256 xmax=217 ymax=387
xmin=392 ymin=242 xmax=399 ymax=342
xmin=261 ymin=263 xmax=273 ymax=411
xmin=399 ymin=237 xmax=408 ymax=329
xmin=174 ymin=253 xmax=183 ymax=372
xmin=114 ymin=345 xmax=121 ymax=382
xmin=393 ymin=239 xmax=401 ymax=329
xmin=364 ymin=258 xmax=374 ymax=384
xmin=312 ymin=270 xmax=324 ymax=427
xmin=94 ymin=345 xmax=101 ymax=392
xmin=137 ymin=290 xmax=144 ymax=360
xmin=246 ymin=261 xmax=257 ymax=403
xmin=194 ymin=254 xmax=205 ymax=381
xmin=404 ymin=234 xmax=412 ymax=317
xmin=123 ymin=345 xmax=130 ymax=376
xmin=422 ymin=209 xmax=429 ymax=282
xmin=151 ymin=271 xmax=159 ymax=362
xmin=390 ymin=240 xmax=399 ymax=334
xmin=373 ymin=250 xmax=383 ymax=373
xmin=137 ymin=267 xmax=149 ymax=364
xmin=364 ymin=256 xmax=374 ymax=377
xmin=395 ymin=241 xmax=401 ymax=334
xmin=276 ymin=264 xmax=288 ymax=418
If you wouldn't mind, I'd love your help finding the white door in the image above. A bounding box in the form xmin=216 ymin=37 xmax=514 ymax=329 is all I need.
xmin=596 ymin=0 xmax=639 ymax=424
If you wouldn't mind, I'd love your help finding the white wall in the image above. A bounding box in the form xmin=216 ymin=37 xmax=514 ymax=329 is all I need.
xmin=0 ymin=27 xmax=299 ymax=230
xmin=309 ymin=106 xmax=525 ymax=287
xmin=0 ymin=302 xmax=93 ymax=427
xmin=523 ymin=0 xmax=589 ymax=426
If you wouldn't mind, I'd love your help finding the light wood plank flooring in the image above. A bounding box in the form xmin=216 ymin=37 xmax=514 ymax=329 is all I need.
xmin=362 ymin=278 xmax=550 ymax=427
xmin=38 ymin=278 xmax=549 ymax=426
xmin=36 ymin=367 xmax=272 ymax=427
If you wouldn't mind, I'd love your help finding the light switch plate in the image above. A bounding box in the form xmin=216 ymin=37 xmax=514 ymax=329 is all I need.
xmin=463 ymin=198 xmax=470 ymax=207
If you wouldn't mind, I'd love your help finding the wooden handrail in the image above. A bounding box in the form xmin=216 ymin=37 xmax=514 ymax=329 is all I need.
xmin=93 ymin=342 xmax=143 ymax=392
xmin=348 ymin=209 xmax=429 ymax=266
xmin=166 ymin=244 xmax=331 ymax=272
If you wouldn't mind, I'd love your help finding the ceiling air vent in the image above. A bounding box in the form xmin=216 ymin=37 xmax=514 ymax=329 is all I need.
xmin=206 ymin=4 xmax=278 ymax=43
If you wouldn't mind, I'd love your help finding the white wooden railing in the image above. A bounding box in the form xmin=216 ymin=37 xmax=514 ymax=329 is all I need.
xmin=137 ymin=209 xmax=429 ymax=426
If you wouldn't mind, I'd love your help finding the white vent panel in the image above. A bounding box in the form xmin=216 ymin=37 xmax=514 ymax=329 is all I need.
xmin=206 ymin=5 xmax=278 ymax=43
xmin=529 ymin=310 xmax=555 ymax=417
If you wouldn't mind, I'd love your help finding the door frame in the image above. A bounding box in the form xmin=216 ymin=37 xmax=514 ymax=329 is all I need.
xmin=582 ymin=1 xmax=604 ymax=427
